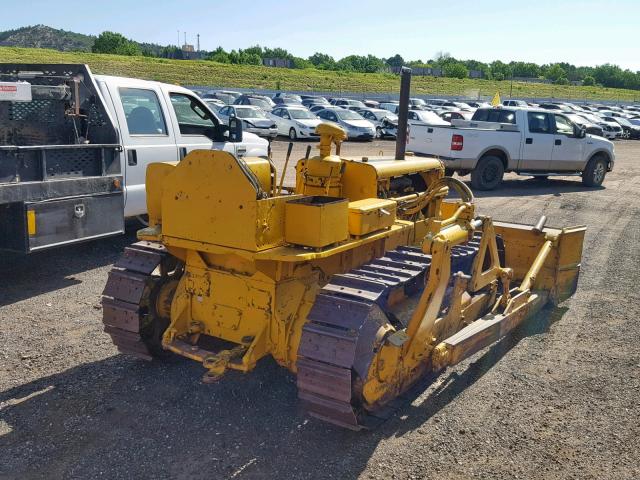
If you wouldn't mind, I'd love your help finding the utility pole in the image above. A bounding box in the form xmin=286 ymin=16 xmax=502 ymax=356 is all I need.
xmin=184 ymin=32 xmax=187 ymax=47
xmin=197 ymin=34 xmax=200 ymax=52
xmin=177 ymin=30 xmax=180 ymax=47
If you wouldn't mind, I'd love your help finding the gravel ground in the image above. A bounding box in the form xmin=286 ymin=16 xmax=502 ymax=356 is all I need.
xmin=1 ymin=139 xmax=639 ymax=479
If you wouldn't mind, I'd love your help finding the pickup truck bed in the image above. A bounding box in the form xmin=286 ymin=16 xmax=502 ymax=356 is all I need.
xmin=0 ymin=64 xmax=124 ymax=253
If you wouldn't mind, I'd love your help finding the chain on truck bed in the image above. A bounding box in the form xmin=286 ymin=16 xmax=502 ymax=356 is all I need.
xmin=296 ymin=239 xmax=482 ymax=430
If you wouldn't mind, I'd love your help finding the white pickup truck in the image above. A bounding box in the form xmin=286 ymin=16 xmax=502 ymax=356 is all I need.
xmin=407 ymin=107 xmax=615 ymax=190
xmin=0 ymin=63 xmax=268 ymax=253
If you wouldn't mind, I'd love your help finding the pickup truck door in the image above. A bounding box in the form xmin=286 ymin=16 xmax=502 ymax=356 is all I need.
xmin=550 ymin=114 xmax=584 ymax=171
xmin=519 ymin=111 xmax=554 ymax=171
xmin=165 ymin=90 xmax=238 ymax=159
xmin=105 ymin=82 xmax=179 ymax=217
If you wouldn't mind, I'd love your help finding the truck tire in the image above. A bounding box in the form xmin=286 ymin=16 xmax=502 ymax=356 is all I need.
xmin=582 ymin=155 xmax=607 ymax=187
xmin=471 ymin=155 xmax=504 ymax=190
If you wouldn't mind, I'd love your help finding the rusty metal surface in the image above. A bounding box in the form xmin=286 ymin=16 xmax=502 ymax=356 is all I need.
xmin=296 ymin=241 xmax=482 ymax=429
xmin=101 ymin=241 xmax=167 ymax=361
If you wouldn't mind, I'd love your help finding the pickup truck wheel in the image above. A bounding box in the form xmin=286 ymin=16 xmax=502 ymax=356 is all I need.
xmin=582 ymin=155 xmax=607 ymax=187
xmin=471 ymin=156 xmax=504 ymax=190
xmin=289 ymin=128 xmax=298 ymax=141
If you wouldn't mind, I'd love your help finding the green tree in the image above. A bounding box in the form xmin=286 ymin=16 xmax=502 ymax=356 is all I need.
xmin=291 ymin=57 xmax=313 ymax=69
xmin=554 ymin=76 xmax=569 ymax=85
xmin=443 ymin=62 xmax=469 ymax=79
xmin=386 ymin=54 xmax=405 ymax=68
xmin=545 ymin=63 xmax=567 ymax=82
xmin=207 ymin=46 xmax=230 ymax=63
xmin=308 ymin=52 xmax=336 ymax=70
xmin=92 ymin=31 xmax=141 ymax=56
xmin=493 ymin=72 xmax=505 ymax=81
xmin=582 ymin=75 xmax=596 ymax=86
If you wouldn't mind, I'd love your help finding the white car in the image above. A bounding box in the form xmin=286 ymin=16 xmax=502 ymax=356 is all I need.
xmin=407 ymin=110 xmax=450 ymax=125
xmin=217 ymin=105 xmax=278 ymax=139
xmin=269 ymin=106 xmax=322 ymax=140
xmin=316 ymin=107 xmax=376 ymax=140
xmin=358 ymin=108 xmax=398 ymax=138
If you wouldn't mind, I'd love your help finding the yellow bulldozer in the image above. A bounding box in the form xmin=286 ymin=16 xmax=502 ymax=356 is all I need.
xmin=102 ymin=122 xmax=585 ymax=430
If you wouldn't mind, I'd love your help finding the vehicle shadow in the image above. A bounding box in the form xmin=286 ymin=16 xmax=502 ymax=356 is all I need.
xmin=464 ymin=177 xmax=605 ymax=198
xmin=0 ymin=305 xmax=567 ymax=479
xmin=0 ymin=220 xmax=139 ymax=307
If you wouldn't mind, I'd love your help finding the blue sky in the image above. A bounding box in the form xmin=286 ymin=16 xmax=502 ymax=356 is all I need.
xmin=3 ymin=0 xmax=639 ymax=70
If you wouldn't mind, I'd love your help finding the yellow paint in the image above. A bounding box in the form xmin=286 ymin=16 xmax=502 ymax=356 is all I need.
xmin=135 ymin=126 xmax=585 ymax=410
xmin=27 ymin=210 xmax=36 ymax=235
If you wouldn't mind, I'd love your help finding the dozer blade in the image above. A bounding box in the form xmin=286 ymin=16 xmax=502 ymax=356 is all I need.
xmin=296 ymin=222 xmax=586 ymax=430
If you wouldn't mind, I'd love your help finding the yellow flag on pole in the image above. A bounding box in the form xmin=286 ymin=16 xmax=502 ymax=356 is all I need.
xmin=491 ymin=91 xmax=501 ymax=106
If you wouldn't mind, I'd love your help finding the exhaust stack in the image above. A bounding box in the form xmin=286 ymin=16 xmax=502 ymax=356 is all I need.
xmin=395 ymin=66 xmax=412 ymax=160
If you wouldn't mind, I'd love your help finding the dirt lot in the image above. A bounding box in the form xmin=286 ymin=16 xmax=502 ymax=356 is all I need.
xmin=1 ymin=139 xmax=639 ymax=480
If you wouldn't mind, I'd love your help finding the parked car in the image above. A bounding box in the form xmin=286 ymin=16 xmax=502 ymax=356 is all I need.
xmin=408 ymin=107 xmax=615 ymax=190
xmin=577 ymin=113 xmax=619 ymax=139
xmin=607 ymin=116 xmax=640 ymax=139
xmin=309 ymin=104 xmax=329 ymax=113
xmin=597 ymin=116 xmax=625 ymax=138
xmin=217 ymin=105 xmax=278 ymax=139
xmin=440 ymin=110 xmax=473 ymax=122
xmin=409 ymin=98 xmax=429 ymax=110
xmin=204 ymin=98 xmax=225 ymax=111
xmin=331 ymin=98 xmax=367 ymax=110
xmin=363 ymin=99 xmax=380 ymax=108
xmin=202 ymin=90 xmax=241 ymax=105
xmin=358 ymin=108 xmax=398 ymax=138
xmin=379 ymin=102 xmax=400 ymax=114
xmin=234 ymin=94 xmax=275 ymax=111
xmin=269 ymin=106 xmax=322 ymax=140
xmin=272 ymin=97 xmax=303 ymax=107
xmin=538 ymin=103 xmax=572 ymax=112
xmin=424 ymin=99 xmax=449 ymax=107
xmin=316 ymin=108 xmax=376 ymax=140
xmin=563 ymin=113 xmax=604 ymax=137
xmin=502 ymin=100 xmax=529 ymax=107
xmin=464 ymin=101 xmax=491 ymax=109
xmin=301 ymin=96 xmax=329 ymax=108
xmin=407 ymin=110 xmax=450 ymax=125
xmin=273 ymin=93 xmax=302 ymax=103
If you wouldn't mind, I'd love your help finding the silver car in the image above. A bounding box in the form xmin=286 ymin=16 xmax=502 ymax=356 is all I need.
xmin=358 ymin=108 xmax=398 ymax=138
xmin=217 ymin=105 xmax=278 ymax=139
xmin=316 ymin=107 xmax=376 ymax=140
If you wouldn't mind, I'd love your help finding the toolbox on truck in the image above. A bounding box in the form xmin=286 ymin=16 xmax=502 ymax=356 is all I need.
xmin=0 ymin=64 xmax=124 ymax=253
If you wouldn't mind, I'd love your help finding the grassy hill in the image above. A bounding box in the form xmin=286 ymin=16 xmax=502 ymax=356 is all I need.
xmin=1 ymin=46 xmax=638 ymax=102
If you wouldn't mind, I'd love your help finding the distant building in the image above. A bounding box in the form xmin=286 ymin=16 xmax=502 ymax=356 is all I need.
xmin=263 ymin=58 xmax=292 ymax=68
xmin=181 ymin=43 xmax=206 ymax=60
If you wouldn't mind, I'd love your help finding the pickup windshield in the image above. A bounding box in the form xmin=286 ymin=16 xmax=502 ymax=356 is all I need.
xmin=471 ymin=109 xmax=516 ymax=124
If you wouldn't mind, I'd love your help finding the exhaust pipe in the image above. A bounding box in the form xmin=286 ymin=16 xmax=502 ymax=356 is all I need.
xmin=395 ymin=66 xmax=412 ymax=160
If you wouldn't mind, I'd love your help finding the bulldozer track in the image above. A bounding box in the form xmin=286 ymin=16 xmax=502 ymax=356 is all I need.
xmin=101 ymin=241 xmax=169 ymax=360
xmin=297 ymin=240 xmax=482 ymax=430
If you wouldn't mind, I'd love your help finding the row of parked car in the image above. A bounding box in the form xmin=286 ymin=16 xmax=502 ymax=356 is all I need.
xmin=193 ymin=89 xmax=486 ymax=141
xmin=193 ymin=88 xmax=640 ymax=142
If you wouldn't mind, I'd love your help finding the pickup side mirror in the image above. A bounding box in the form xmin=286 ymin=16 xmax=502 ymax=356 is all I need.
xmin=573 ymin=124 xmax=586 ymax=138
xmin=229 ymin=117 xmax=243 ymax=143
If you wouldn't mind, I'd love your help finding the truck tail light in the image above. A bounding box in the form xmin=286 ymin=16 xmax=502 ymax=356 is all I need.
xmin=451 ymin=134 xmax=464 ymax=151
